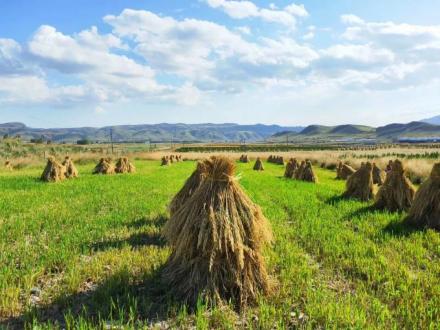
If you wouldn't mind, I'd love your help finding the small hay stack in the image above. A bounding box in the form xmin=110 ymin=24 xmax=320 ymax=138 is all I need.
xmin=115 ymin=157 xmax=136 ymax=174
xmin=253 ymin=157 xmax=264 ymax=171
xmin=4 ymin=161 xmax=13 ymax=171
xmin=169 ymin=161 xmax=208 ymax=217
xmin=62 ymin=156 xmax=78 ymax=178
xmin=343 ymin=162 xmax=374 ymax=201
xmin=406 ymin=163 xmax=440 ymax=230
xmin=240 ymin=155 xmax=249 ymax=163
xmin=93 ymin=158 xmax=115 ymax=175
xmin=161 ymin=156 xmax=170 ymax=166
xmin=295 ymin=161 xmax=306 ymax=180
xmin=374 ymin=160 xmax=415 ymax=212
xmin=267 ymin=155 xmax=274 ymax=163
xmin=162 ymin=156 xmax=272 ymax=308
xmin=41 ymin=157 xmax=66 ymax=182
xmin=284 ymin=158 xmax=298 ymax=178
xmin=372 ymin=163 xmax=385 ymax=186
xmin=302 ymin=161 xmax=318 ymax=183
xmin=337 ymin=162 xmax=355 ymax=180
xmin=276 ymin=156 xmax=284 ymax=165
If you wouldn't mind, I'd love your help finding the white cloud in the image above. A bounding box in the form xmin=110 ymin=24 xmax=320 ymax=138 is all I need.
xmin=204 ymin=0 xmax=308 ymax=26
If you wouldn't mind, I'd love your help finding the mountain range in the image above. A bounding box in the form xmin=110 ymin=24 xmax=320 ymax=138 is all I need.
xmin=0 ymin=122 xmax=304 ymax=143
xmin=2 ymin=119 xmax=440 ymax=143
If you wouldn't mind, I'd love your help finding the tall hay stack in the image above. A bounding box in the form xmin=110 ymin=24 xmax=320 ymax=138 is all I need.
xmin=115 ymin=157 xmax=136 ymax=174
xmin=253 ymin=157 xmax=264 ymax=171
xmin=343 ymin=162 xmax=375 ymax=201
xmin=162 ymin=156 xmax=272 ymax=308
xmin=406 ymin=163 xmax=440 ymax=230
xmin=372 ymin=163 xmax=385 ymax=186
xmin=284 ymin=158 xmax=298 ymax=178
xmin=374 ymin=160 xmax=415 ymax=212
xmin=295 ymin=161 xmax=306 ymax=180
xmin=41 ymin=157 xmax=66 ymax=182
xmin=93 ymin=158 xmax=115 ymax=175
xmin=62 ymin=156 xmax=78 ymax=178
xmin=302 ymin=161 xmax=318 ymax=183
xmin=168 ymin=161 xmax=208 ymax=217
xmin=336 ymin=162 xmax=355 ymax=180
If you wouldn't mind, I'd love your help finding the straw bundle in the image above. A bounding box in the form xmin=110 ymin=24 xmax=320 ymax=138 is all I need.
xmin=295 ymin=161 xmax=306 ymax=180
xmin=169 ymin=161 xmax=208 ymax=217
xmin=302 ymin=161 xmax=318 ymax=183
xmin=253 ymin=157 xmax=264 ymax=171
xmin=93 ymin=158 xmax=115 ymax=175
xmin=374 ymin=160 xmax=415 ymax=212
xmin=162 ymin=156 xmax=272 ymax=308
xmin=336 ymin=162 xmax=355 ymax=180
xmin=62 ymin=156 xmax=78 ymax=178
xmin=41 ymin=157 xmax=66 ymax=182
xmin=406 ymin=163 xmax=440 ymax=230
xmin=372 ymin=163 xmax=385 ymax=186
xmin=4 ymin=161 xmax=12 ymax=171
xmin=161 ymin=156 xmax=170 ymax=166
xmin=343 ymin=162 xmax=375 ymax=201
xmin=284 ymin=158 xmax=298 ymax=178
xmin=115 ymin=157 xmax=135 ymax=174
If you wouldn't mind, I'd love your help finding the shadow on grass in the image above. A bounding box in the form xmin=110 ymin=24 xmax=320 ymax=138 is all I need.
xmin=2 ymin=267 xmax=181 ymax=329
xmin=88 ymin=215 xmax=169 ymax=252
xmin=325 ymin=195 xmax=347 ymax=206
xmin=382 ymin=219 xmax=421 ymax=237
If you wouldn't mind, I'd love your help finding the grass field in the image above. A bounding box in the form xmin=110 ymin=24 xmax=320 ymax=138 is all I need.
xmin=0 ymin=160 xmax=439 ymax=329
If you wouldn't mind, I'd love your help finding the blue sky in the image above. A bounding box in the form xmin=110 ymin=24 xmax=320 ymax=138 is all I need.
xmin=1 ymin=0 xmax=440 ymax=128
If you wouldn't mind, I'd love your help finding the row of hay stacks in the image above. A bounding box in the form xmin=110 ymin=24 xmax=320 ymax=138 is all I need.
xmin=163 ymin=156 xmax=272 ymax=308
xmin=161 ymin=155 xmax=182 ymax=166
xmin=337 ymin=161 xmax=385 ymax=185
xmin=267 ymin=155 xmax=284 ymax=165
xmin=284 ymin=158 xmax=318 ymax=183
xmin=239 ymin=154 xmax=249 ymax=163
xmin=41 ymin=156 xmax=79 ymax=182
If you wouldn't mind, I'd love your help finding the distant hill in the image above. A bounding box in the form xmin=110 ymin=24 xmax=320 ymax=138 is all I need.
xmin=422 ymin=115 xmax=440 ymax=125
xmin=273 ymin=124 xmax=375 ymax=139
xmin=0 ymin=122 xmax=304 ymax=143
xmin=376 ymin=121 xmax=440 ymax=138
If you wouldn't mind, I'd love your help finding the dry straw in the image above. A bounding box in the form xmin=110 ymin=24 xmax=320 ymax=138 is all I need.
xmin=302 ymin=161 xmax=318 ymax=183
xmin=4 ymin=160 xmax=12 ymax=171
xmin=284 ymin=158 xmax=298 ymax=178
xmin=168 ymin=161 xmax=208 ymax=217
xmin=161 ymin=156 xmax=170 ymax=166
xmin=295 ymin=161 xmax=306 ymax=180
xmin=162 ymin=156 xmax=272 ymax=308
xmin=93 ymin=158 xmax=115 ymax=175
xmin=41 ymin=157 xmax=66 ymax=182
xmin=115 ymin=157 xmax=136 ymax=174
xmin=372 ymin=163 xmax=385 ymax=186
xmin=336 ymin=162 xmax=355 ymax=180
xmin=62 ymin=156 xmax=78 ymax=178
xmin=406 ymin=163 xmax=440 ymax=230
xmin=343 ymin=162 xmax=375 ymax=201
xmin=374 ymin=160 xmax=415 ymax=212
xmin=253 ymin=157 xmax=264 ymax=171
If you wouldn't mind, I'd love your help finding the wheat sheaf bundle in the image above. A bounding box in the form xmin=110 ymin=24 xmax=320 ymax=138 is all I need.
xmin=253 ymin=157 xmax=264 ymax=171
xmin=406 ymin=163 xmax=440 ymax=230
xmin=374 ymin=160 xmax=415 ymax=212
xmin=93 ymin=158 xmax=115 ymax=175
xmin=162 ymin=156 xmax=273 ymax=308
xmin=302 ymin=161 xmax=318 ymax=183
xmin=168 ymin=161 xmax=208 ymax=217
xmin=343 ymin=162 xmax=374 ymax=201
xmin=336 ymin=162 xmax=355 ymax=180
xmin=372 ymin=163 xmax=385 ymax=186
xmin=294 ymin=161 xmax=306 ymax=180
xmin=115 ymin=157 xmax=136 ymax=174
xmin=161 ymin=156 xmax=170 ymax=166
xmin=284 ymin=158 xmax=298 ymax=178
xmin=41 ymin=157 xmax=66 ymax=182
xmin=62 ymin=156 xmax=78 ymax=178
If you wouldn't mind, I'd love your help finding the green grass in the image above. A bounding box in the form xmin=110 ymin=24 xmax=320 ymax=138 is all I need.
xmin=0 ymin=161 xmax=439 ymax=329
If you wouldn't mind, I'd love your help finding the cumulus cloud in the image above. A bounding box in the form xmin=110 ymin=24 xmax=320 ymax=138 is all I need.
xmin=204 ymin=0 xmax=308 ymax=26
